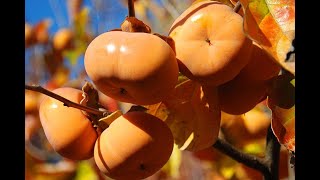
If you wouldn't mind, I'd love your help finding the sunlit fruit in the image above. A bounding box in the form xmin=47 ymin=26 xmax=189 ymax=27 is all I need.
xmin=218 ymin=72 xmax=268 ymax=115
xmin=94 ymin=111 xmax=174 ymax=180
xmin=53 ymin=28 xmax=74 ymax=51
xmin=34 ymin=19 xmax=51 ymax=45
xmin=169 ymin=0 xmax=252 ymax=86
xmin=25 ymin=23 xmax=34 ymax=47
xmin=39 ymin=87 xmax=98 ymax=160
xmin=84 ymin=31 xmax=179 ymax=105
xmin=242 ymin=105 xmax=271 ymax=135
xmin=25 ymin=90 xmax=40 ymax=113
xmin=240 ymin=42 xmax=281 ymax=81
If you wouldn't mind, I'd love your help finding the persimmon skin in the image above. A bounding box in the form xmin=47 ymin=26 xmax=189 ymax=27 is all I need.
xmin=84 ymin=31 xmax=179 ymax=105
xmin=94 ymin=111 xmax=174 ymax=180
xmin=218 ymin=72 xmax=268 ymax=115
xmin=169 ymin=1 xmax=252 ymax=86
xmin=240 ymin=42 xmax=281 ymax=81
xmin=39 ymin=87 xmax=98 ymax=160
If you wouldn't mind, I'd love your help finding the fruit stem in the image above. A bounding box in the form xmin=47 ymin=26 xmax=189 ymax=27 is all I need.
xmin=233 ymin=1 xmax=241 ymax=13
xmin=25 ymin=84 xmax=104 ymax=116
xmin=128 ymin=0 xmax=135 ymax=17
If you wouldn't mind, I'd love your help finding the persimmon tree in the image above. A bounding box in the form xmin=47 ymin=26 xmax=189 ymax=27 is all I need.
xmin=25 ymin=0 xmax=295 ymax=179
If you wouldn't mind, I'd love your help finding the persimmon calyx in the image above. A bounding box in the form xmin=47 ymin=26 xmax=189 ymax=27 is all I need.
xmin=153 ymin=33 xmax=176 ymax=54
xmin=98 ymin=110 xmax=123 ymax=131
xmin=80 ymin=82 xmax=111 ymax=129
xmin=120 ymin=16 xmax=151 ymax=33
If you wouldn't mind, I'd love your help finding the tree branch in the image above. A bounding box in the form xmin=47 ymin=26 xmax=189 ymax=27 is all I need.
xmin=213 ymin=138 xmax=271 ymax=178
xmin=25 ymin=84 xmax=104 ymax=116
xmin=265 ymin=125 xmax=281 ymax=180
xmin=233 ymin=1 xmax=242 ymax=13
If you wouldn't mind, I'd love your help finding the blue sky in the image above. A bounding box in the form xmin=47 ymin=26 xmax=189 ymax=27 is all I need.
xmin=25 ymin=0 xmax=129 ymax=35
xmin=25 ymin=0 xmax=130 ymax=82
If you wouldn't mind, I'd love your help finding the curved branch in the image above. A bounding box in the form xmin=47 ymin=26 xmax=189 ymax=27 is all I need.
xmin=213 ymin=138 xmax=271 ymax=179
xmin=25 ymin=84 xmax=104 ymax=116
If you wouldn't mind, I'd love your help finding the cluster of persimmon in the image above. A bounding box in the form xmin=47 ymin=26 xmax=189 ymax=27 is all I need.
xmin=38 ymin=1 xmax=281 ymax=179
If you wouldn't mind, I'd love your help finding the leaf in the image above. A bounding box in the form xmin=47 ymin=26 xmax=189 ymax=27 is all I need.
xmin=145 ymin=79 xmax=221 ymax=151
xmin=64 ymin=7 xmax=90 ymax=66
xmin=74 ymin=160 xmax=99 ymax=180
xmin=268 ymin=76 xmax=295 ymax=152
xmin=240 ymin=0 xmax=295 ymax=74
xmin=161 ymin=144 xmax=182 ymax=178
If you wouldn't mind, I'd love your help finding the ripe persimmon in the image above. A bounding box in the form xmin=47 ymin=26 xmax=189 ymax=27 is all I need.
xmin=25 ymin=23 xmax=34 ymax=47
xmin=240 ymin=42 xmax=281 ymax=81
xmin=94 ymin=111 xmax=174 ymax=180
xmin=169 ymin=0 xmax=252 ymax=86
xmin=218 ymin=72 xmax=268 ymax=115
xmin=84 ymin=31 xmax=179 ymax=105
xmin=53 ymin=28 xmax=74 ymax=51
xmin=39 ymin=87 xmax=98 ymax=160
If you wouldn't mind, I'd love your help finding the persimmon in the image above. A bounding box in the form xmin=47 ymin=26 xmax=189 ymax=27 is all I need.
xmin=169 ymin=0 xmax=252 ymax=86
xmin=240 ymin=42 xmax=281 ymax=81
xmin=84 ymin=31 xmax=179 ymax=105
xmin=218 ymin=71 xmax=268 ymax=115
xmin=25 ymin=90 xmax=40 ymax=113
xmin=53 ymin=28 xmax=74 ymax=51
xmin=25 ymin=23 xmax=34 ymax=47
xmin=94 ymin=111 xmax=174 ymax=180
xmin=242 ymin=105 xmax=271 ymax=135
xmin=39 ymin=87 xmax=98 ymax=160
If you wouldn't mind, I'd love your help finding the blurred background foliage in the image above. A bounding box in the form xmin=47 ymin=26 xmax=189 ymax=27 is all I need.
xmin=25 ymin=0 xmax=293 ymax=179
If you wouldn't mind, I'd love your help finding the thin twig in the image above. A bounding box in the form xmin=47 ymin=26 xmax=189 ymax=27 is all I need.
xmin=128 ymin=0 xmax=135 ymax=17
xmin=265 ymin=126 xmax=281 ymax=180
xmin=213 ymin=138 xmax=271 ymax=178
xmin=25 ymin=84 xmax=104 ymax=116
xmin=233 ymin=1 xmax=242 ymax=13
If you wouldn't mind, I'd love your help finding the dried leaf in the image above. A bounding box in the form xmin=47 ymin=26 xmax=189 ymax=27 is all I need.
xmin=146 ymin=79 xmax=221 ymax=151
xmin=240 ymin=0 xmax=295 ymax=74
xmin=268 ymin=77 xmax=295 ymax=152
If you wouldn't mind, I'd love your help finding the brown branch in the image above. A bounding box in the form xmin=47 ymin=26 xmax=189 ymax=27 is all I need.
xmin=233 ymin=1 xmax=242 ymax=13
xmin=128 ymin=0 xmax=135 ymax=17
xmin=265 ymin=125 xmax=281 ymax=180
xmin=213 ymin=138 xmax=271 ymax=178
xmin=25 ymin=84 xmax=104 ymax=116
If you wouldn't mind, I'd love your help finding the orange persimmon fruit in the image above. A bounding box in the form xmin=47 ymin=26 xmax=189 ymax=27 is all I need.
xmin=240 ymin=42 xmax=281 ymax=81
xmin=84 ymin=31 xmax=179 ymax=105
xmin=53 ymin=28 xmax=74 ymax=51
xmin=94 ymin=111 xmax=174 ymax=180
xmin=39 ymin=87 xmax=98 ymax=160
xmin=169 ymin=0 xmax=252 ymax=86
xmin=218 ymin=72 xmax=268 ymax=115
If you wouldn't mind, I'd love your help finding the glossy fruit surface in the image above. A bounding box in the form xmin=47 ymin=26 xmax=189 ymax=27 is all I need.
xmin=84 ymin=31 xmax=179 ymax=105
xmin=39 ymin=87 xmax=98 ymax=160
xmin=94 ymin=111 xmax=174 ymax=180
xmin=169 ymin=0 xmax=252 ymax=86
